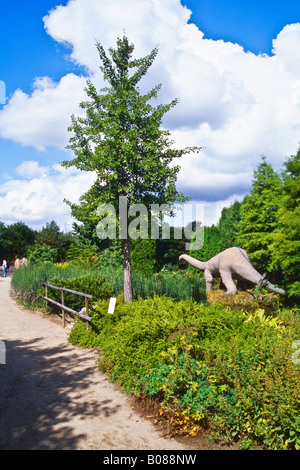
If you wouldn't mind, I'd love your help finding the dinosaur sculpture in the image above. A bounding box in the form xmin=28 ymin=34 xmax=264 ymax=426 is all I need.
xmin=179 ymin=247 xmax=287 ymax=296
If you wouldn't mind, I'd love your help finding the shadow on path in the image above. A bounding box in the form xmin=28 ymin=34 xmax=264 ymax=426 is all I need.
xmin=0 ymin=338 xmax=119 ymax=450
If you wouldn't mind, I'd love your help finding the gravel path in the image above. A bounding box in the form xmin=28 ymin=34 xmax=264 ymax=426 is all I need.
xmin=0 ymin=277 xmax=188 ymax=451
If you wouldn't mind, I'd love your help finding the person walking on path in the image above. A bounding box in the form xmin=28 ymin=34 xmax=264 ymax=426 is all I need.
xmin=1 ymin=259 xmax=7 ymax=277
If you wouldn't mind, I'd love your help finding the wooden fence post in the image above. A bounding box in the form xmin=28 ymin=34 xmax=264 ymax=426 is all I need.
xmin=85 ymin=297 xmax=89 ymax=331
xmin=40 ymin=282 xmax=93 ymax=329
xmin=61 ymin=290 xmax=65 ymax=328
xmin=45 ymin=284 xmax=48 ymax=309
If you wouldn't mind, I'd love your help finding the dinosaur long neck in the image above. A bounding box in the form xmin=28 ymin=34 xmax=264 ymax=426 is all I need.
xmin=179 ymin=254 xmax=206 ymax=271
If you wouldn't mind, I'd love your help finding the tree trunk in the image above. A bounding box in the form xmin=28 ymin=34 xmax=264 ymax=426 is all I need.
xmin=123 ymin=238 xmax=133 ymax=302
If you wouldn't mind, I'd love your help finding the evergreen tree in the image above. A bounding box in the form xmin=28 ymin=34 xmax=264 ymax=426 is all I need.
xmin=218 ymin=201 xmax=241 ymax=252
xmin=238 ymin=157 xmax=283 ymax=273
xmin=62 ymin=36 xmax=200 ymax=301
xmin=36 ymin=220 xmax=73 ymax=262
xmin=131 ymin=238 xmax=157 ymax=275
xmin=190 ymin=225 xmax=220 ymax=264
xmin=272 ymin=151 xmax=300 ymax=298
xmin=156 ymin=225 xmax=186 ymax=270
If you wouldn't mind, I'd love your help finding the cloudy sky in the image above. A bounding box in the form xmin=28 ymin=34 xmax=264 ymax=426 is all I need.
xmin=1 ymin=0 xmax=300 ymax=231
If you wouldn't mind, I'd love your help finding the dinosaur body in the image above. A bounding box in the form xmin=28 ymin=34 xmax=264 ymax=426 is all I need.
xmin=179 ymin=247 xmax=287 ymax=296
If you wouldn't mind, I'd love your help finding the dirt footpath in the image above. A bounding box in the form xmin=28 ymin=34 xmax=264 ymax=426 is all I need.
xmin=0 ymin=276 xmax=191 ymax=451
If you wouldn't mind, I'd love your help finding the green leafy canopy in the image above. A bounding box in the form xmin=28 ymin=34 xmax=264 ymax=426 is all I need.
xmin=62 ymin=35 xmax=201 ymax=215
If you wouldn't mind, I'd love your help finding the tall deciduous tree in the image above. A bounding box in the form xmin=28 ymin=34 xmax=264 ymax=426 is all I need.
xmin=272 ymin=151 xmax=300 ymax=298
xmin=237 ymin=157 xmax=283 ymax=273
xmin=62 ymin=36 xmax=200 ymax=301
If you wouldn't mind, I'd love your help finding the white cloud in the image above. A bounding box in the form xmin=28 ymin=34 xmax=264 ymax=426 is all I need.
xmin=0 ymin=163 xmax=96 ymax=231
xmin=15 ymin=161 xmax=49 ymax=179
xmin=1 ymin=0 xmax=300 ymax=228
xmin=0 ymin=74 xmax=87 ymax=151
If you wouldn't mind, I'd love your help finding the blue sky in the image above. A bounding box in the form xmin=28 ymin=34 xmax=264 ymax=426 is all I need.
xmin=2 ymin=1 xmax=300 ymax=98
xmin=184 ymin=0 xmax=300 ymax=55
xmin=1 ymin=0 xmax=300 ymax=230
xmin=0 ymin=0 xmax=87 ymax=178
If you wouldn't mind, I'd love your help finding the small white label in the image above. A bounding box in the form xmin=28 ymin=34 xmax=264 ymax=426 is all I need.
xmin=108 ymin=298 xmax=117 ymax=314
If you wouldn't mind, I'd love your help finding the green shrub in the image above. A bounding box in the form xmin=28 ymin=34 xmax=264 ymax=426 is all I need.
xmin=139 ymin=307 xmax=300 ymax=449
xmin=47 ymin=272 xmax=112 ymax=312
xmin=69 ymin=296 xmax=300 ymax=449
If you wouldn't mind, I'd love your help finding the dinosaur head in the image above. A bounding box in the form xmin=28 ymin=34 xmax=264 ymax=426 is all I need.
xmin=258 ymin=274 xmax=288 ymax=296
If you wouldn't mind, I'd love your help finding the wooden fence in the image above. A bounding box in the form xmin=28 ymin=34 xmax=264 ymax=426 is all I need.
xmin=40 ymin=282 xmax=93 ymax=330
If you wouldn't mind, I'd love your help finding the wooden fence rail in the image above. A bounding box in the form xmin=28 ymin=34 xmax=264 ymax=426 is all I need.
xmin=40 ymin=282 xmax=93 ymax=330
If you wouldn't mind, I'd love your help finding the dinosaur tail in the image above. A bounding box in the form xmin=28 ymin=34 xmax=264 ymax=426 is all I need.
xmin=179 ymin=254 xmax=206 ymax=271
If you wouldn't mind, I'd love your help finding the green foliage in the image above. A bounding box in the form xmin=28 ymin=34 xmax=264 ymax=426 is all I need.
xmin=96 ymin=240 xmax=124 ymax=268
xmin=11 ymin=263 xmax=56 ymax=308
xmin=69 ymin=294 xmax=300 ymax=449
xmin=187 ymin=202 xmax=241 ymax=267
xmin=218 ymin=201 xmax=241 ymax=252
xmin=191 ymin=225 xmax=220 ymax=263
xmin=0 ymin=219 xmax=75 ymax=266
xmin=155 ymin=225 xmax=188 ymax=270
xmin=28 ymin=243 xmax=59 ymax=264
xmin=271 ymin=151 xmax=300 ymax=300
xmin=238 ymin=157 xmax=283 ymax=272
xmin=11 ymin=261 xmax=206 ymax=311
xmin=0 ymin=221 xmax=36 ymax=263
xmin=131 ymin=238 xmax=157 ymax=274
xmin=11 ymin=263 xmax=112 ymax=309
xmin=47 ymin=272 xmax=112 ymax=313
xmin=66 ymin=241 xmax=98 ymax=267
xmin=36 ymin=220 xmax=73 ymax=261
xmin=61 ymin=35 xmax=200 ymax=301
xmin=12 ymin=261 xmax=300 ymax=449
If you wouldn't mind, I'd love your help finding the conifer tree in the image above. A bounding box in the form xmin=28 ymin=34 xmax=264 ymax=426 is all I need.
xmin=237 ymin=157 xmax=282 ymax=272
xmin=217 ymin=200 xmax=241 ymax=252
xmin=272 ymin=151 xmax=300 ymax=298
xmin=62 ymin=36 xmax=200 ymax=301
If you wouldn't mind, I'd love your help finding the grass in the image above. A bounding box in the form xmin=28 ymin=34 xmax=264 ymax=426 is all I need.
xmin=11 ymin=262 xmax=207 ymax=308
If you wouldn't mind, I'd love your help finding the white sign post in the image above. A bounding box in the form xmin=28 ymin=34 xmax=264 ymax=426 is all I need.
xmin=108 ymin=298 xmax=117 ymax=315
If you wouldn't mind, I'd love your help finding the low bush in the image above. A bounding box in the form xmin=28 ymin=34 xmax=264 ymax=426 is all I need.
xmin=47 ymin=272 xmax=112 ymax=312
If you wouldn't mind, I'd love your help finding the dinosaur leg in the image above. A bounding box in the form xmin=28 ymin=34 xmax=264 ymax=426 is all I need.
xmin=204 ymin=269 xmax=214 ymax=291
xmin=219 ymin=270 xmax=238 ymax=295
